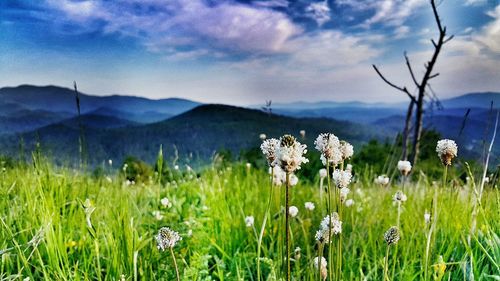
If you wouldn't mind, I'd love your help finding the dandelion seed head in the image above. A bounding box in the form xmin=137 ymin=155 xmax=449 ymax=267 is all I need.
xmin=273 ymin=135 xmax=309 ymax=173
xmin=384 ymin=226 xmax=400 ymax=245
xmin=393 ymin=190 xmax=407 ymax=203
xmin=314 ymin=133 xmax=342 ymax=166
xmin=289 ymin=206 xmax=299 ymax=217
xmin=436 ymin=139 xmax=458 ymax=165
xmin=156 ymin=227 xmax=182 ymax=250
xmin=289 ymin=174 xmax=299 ymax=186
xmin=152 ymin=210 xmax=163 ymax=221
xmin=245 ymin=216 xmax=254 ymax=227
xmin=332 ymin=169 xmax=352 ymax=189
xmin=319 ymin=168 xmax=327 ymax=179
xmin=346 ymin=164 xmax=353 ymax=172
xmin=315 ymin=212 xmax=342 ymax=243
xmin=375 ymin=175 xmax=390 ymax=186
xmin=305 ymin=202 xmax=315 ymax=211
xmin=246 ymin=163 xmax=252 ymax=169
xmin=345 ymin=199 xmax=354 ymax=207
xmin=259 ymin=133 xmax=267 ymax=140
xmin=300 ymin=130 xmax=306 ymax=138
xmin=340 ymin=140 xmax=354 ymax=160
xmin=261 ymin=138 xmax=279 ymax=166
xmin=340 ymin=187 xmax=350 ymax=202
xmin=424 ymin=211 xmax=431 ymax=224
xmin=160 ymin=197 xmax=172 ymax=208
xmin=397 ymin=160 xmax=412 ymax=176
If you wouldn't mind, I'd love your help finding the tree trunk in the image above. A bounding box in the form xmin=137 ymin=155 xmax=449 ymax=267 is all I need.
xmin=401 ymin=101 xmax=414 ymax=160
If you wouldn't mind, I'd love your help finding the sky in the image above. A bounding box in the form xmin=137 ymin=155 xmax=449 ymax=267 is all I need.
xmin=0 ymin=0 xmax=499 ymax=106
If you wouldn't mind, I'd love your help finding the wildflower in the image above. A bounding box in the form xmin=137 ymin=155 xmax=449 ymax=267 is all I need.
xmin=289 ymin=206 xmax=299 ymax=217
xmin=289 ymin=174 xmax=299 ymax=186
xmin=174 ymin=165 xmax=179 ymax=170
xmin=313 ymin=256 xmax=328 ymax=280
xmin=156 ymin=227 xmax=182 ymax=251
xmin=424 ymin=211 xmax=431 ymax=224
xmin=436 ymin=139 xmax=458 ymax=166
xmin=433 ymin=255 xmax=446 ymax=280
xmin=152 ymin=211 xmax=163 ymax=221
xmin=397 ymin=160 xmax=412 ymax=176
xmin=108 ymin=159 xmax=112 ymax=166
xmin=340 ymin=140 xmax=354 ymax=160
xmin=245 ymin=216 xmax=254 ymax=227
xmin=332 ymin=169 xmax=352 ymax=189
xmin=271 ymin=166 xmax=286 ymax=186
xmin=259 ymin=133 xmax=267 ymax=140
xmin=122 ymin=163 xmax=128 ymax=172
xmin=294 ymin=247 xmax=301 ymax=260
xmin=340 ymin=187 xmax=350 ymax=202
xmin=300 ymin=130 xmax=306 ymax=139
xmin=160 ymin=197 xmax=172 ymax=208
xmin=315 ymin=212 xmax=342 ymax=243
xmin=305 ymin=202 xmax=315 ymax=211
xmin=384 ymin=226 xmax=400 ymax=245
xmin=83 ymin=199 xmax=96 ymax=229
xmin=261 ymin=138 xmax=279 ymax=167
xmin=319 ymin=168 xmax=327 ymax=179
xmin=346 ymin=164 xmax=353 ymax=172
xmin=393 ymin=191 xmax=407 ymax=203
xmin=375 ymin=175 xmax=390 ymax=186
xmin=483 ymin=177 xmax=489 ymax=183
xmin=345 ymin=199 xmax=354 ymax=207
xmin=314 ymin=133 xmax=342 ymax=166
xmin=246 ymin=163 xmax=252 ymax=170
xmin=273 ymin=135 xmax=309 ymax=173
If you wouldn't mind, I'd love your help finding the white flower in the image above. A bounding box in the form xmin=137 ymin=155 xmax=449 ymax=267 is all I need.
xmin=483 ymin=177 xmax=490 ymax=183
xmin=273 ymin=135 xmax=309 ymax=173
xmin=424 ymin=211 xmax=431 ymax=224
xmin=152 ymin=211 xmax=163 ymax=221
xmin=314 ymin=256 xmax=327 ymax=269
xmin=314 ymin=133 xmax=342 ymax=166
xmin=393 ymin=190 xmax=407 ymax=203
xmin=436 ymin=139 xmax=458 ymax=165
xmin=108 ymin=159 xmax=112 ymax=166
xmin=397 ymin=160 xmax=412 ymax=176
xmin=340 ymin=141 xmax=354 ymax=160
xmin=156 ymin=227 xmax=182 ymax=250
xmin=289 ymin=174 xmax=299 ymax=186
xmin=160 ymin=197 xmax=172 ymax=208
xmin=122 ymin=163 xmax=128 ymax=172
xmin=319 ymin=168 xmax=327 ymax=179
xmin=105 ymin=176 xmax=112 ymax=183
xmin=289 ymin=206 xmax=299 ymax=217
xmin=340 ymin=187 xmax=350 ymax=202
xmin=174 ymin=165 xmax=179 ymax=170
xmin=315 ymin=212 xmax=342 ymax=243
xmin=259 ymin=133 xmax=267 ymax=140
xmin=345 ymin=199 xmax=354 ymax=207
xmin=245 ymin=216 xmax=254 ymax=227
xmin=346 ymin=164 xmax=353 ymax=172
xmin=305 ymin=202 xmax=315 ymax=211
xmin=332 ymin=169 xmax=352 ymax=189
xmin=375 ymin=175 xmax=390 ymax=186
xmin=314 ymin=256 xmax=328 ymax=280
xmin=300 ymin=130 xmax=306 ymax=138
xmin=261 ymin=138 xmax=279 ymax=167
xmin=187 ymin=229 xmax=193 ymax=237
xmin=246 ymin=163 xmax=252 ymax=169
xmin=271 ymin=166 xmax=286 ymax=186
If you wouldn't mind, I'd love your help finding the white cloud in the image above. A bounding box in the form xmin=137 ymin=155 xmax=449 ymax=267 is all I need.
xmin=475 ymin=5 xmax=500 ymax=53
xmin=253 ymin=0 xmax=289 ymax=8
xmin=394 ymin=25 xmax=410 ymax=39
xmin=305 ymin=1 xmax=331 ymax=27
xmin=464 ymin=0 xmax=487 ymax=6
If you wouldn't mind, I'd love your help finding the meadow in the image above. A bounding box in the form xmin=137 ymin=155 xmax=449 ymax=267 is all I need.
xmin=0 ymin=138 xmax=499 ymax=281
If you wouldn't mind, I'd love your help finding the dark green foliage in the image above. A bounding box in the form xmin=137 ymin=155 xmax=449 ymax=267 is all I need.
xmin=121 ymin=156 xmax=153 ymax=183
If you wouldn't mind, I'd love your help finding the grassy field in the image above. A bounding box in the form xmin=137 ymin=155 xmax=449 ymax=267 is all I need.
xmin=0 ymin=154 xmax=498 ymax=280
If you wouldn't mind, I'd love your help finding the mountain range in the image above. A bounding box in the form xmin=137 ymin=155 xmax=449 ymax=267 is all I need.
xmin=0 ymin=85 xmax=498 ymax=165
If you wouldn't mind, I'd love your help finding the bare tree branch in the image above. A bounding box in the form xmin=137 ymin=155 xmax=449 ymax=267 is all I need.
xmin=372 ymin=64 xmax=417 ymax=103
xmin=404 ymin=52 xmax=420 ymax=88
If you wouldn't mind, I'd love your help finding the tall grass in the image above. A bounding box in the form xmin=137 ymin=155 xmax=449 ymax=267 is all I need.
xmin=0 ymin=158 xmax=498 ymax=280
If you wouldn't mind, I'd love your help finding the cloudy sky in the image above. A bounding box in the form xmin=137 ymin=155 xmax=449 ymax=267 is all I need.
xmin=0 ymin=0 xmax=499 ymax=105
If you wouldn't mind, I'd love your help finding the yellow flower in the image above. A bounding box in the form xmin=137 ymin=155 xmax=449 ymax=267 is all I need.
xmin=433 ymin=255 xmax=446 ymax=280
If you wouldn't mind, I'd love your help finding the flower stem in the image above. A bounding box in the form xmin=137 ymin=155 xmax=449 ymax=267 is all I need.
xmin=384 ymin=245 xmax=390 ymax=281
xmin=257 ymin=168 xmax=274 ymax=281
xmin=285 ymin=172 xmax=291 ymax=281
xmin=326 ymin=163 xmax=334 ymax=281
xmin=170 ymin=247 xmax=180 ymax=281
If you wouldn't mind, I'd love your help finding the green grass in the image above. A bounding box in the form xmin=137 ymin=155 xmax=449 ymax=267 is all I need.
xmin=0 ymin=159 xmax=498 ymax=280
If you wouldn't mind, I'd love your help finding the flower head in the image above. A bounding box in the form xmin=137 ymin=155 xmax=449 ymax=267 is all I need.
xmin=313 ymin=256 xmax=328 ymax=280
xmin=160 ymin=197 xmax=172 ymax=208
xmin=375 ymin=175 xmax=390 ymax=186
xmin=393 ymin=190 xmax=407 ymax=203
xmin=340 ymin=140 xmax=354 ymax=160
xmin=289 ymin=206 xmax=299 ymax=217
xmin=345 ymin=199 xmax=354 ymax=207
xmin=436 ymin=139 xmax=458 ymax=165
xmin=156 ymin=227 xmax=182 ymax=251
xmin=259 ymin=133 xmax=267 ymax=140
xmin=424 ymin=211 xmax=431 ymax=224
xmin=289 ymin=174 xmax=299 ymax=186
xmin=314 ymin=133 xmax=342 ymax=166
xmin=332 ymin=169 xmax=352 ymax=189
xmin=319 ymin=168 xmax=327 ymax=179
xmin=245 ymin=216 xmax=254 ymax=227
xmin=305 ymin=202 xmax=315 ymax=211
xmin=397 ymin=160 xmax=412 ymax=176
xmin=260 ymin=138 xmax=279 ymax=167
xmin=315 ymin=212 xmax=342 ymax=243
xmin=273 ymin=135 xmax=309 ymax=173
xmin=340 ymin=187 xmax=350 ymax=202
xmin=384 ymin=226 xmax=400 ymax=246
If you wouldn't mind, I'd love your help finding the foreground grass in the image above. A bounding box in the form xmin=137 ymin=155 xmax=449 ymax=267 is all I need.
xmin=0 ymin=160 xmax=498 ymax=280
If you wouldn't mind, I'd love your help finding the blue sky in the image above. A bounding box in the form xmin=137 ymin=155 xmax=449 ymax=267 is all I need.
xmin=0 ymin=0 xmax=499 ymax=105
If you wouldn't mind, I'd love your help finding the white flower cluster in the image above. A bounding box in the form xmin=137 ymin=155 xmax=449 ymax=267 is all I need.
xmin=340 ymin=187 xmax=350 ymax=202
xmin=424 ymin=211 xmax=431 ymax=224
xmin=305 ymin=202 xmax=315 ymax=211
xmin=274 ymin=135 xmax=309 ymax=173
xmin=332 ymin=169 xmax=352 ymax=189
xmin=345 ymin=199 xmax=354 ymax=207
xmin=375 ymin=175 xmax=390 ymax=186
xmin=319 ymin=168 xmax=328 ymax=179
xmin=340 ymin=141 xmax=354 ymax=160
xmin=393 ymin=190 xmax=407 ymax=203
xmin=289 ymin=206 xmax=299 ymax=217
xmin=160 ymin=197 xmax=172 ymax=208
xmin=156 ymin=227 xmax=182 ymax=250
xmin=314 ymin=133 xmax=342 ymax=166
xmin=261 ymin=138 xmax=279 ymax=166
xmin=314 ymin=256 xmax=328 ymax=280
xmin=245 ymin=216 xmax=254 ymax=227
xmin=315 ymin=212 xmax=342 ymax=243
xmin=397 ymin=160 xmax=412 ymax=176
xmin=436 ymin=139 xmax=458 ymax=165
xmin=270 ymin=166 xmax=298 ymax=186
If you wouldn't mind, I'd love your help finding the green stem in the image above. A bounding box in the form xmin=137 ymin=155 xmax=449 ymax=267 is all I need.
xmin=285 ymin=172 xmax=291 ymax=281
xmin=170 ymin=247 xmax=180 ymax=281
xmin=326 ymin=163 xmax=334 ymax=281
xmin=384 ymin=245 xmax=390 ymax=281
xmin=257 ymin=168 xmax=274 ymax=281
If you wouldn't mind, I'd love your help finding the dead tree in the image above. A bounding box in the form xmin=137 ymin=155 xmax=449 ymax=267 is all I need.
xmin=373 ymin=0 xmax=453 ymax=164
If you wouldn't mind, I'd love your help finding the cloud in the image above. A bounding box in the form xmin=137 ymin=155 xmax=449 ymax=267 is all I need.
xmin=253 ymin=0 xmax=289 ymax=8
xmin=305 ymin=1 xmax=331 ymax=27
xmin=464 ymin=0 xmax=487 ymax=6
xmin=44 ymin=0 xmax=302 ymax=57
xmin=475 ymin=5 xmax=500 ymax=53
xmin=394 ymin=25 xmax=410 ymax=39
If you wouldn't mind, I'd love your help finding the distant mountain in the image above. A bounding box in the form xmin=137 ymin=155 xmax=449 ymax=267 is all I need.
xmin=0 ymin=85 xmax=200 ymax=134
xmin=0 ymin=104 xmax=385 ymax=165
xmin=440 ymin=92 xmax=500 ymax=109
